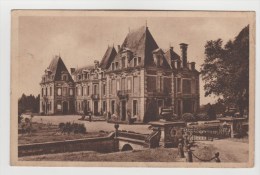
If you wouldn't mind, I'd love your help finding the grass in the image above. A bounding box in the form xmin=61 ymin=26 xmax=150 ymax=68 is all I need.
xmin=19 ymin=148 xmax=181 ymax=162
xmin=18 ymin=122 xmax=109 ymax=145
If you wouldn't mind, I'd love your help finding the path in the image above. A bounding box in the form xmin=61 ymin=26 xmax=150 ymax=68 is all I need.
xmin=198 ymin=139 xmax=249 ymax=162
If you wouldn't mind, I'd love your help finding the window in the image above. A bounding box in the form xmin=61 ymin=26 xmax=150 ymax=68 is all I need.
xmin=84 ymin=87 xmax=87 ymax=95
xmin=111 ymin=79 xmax=116 ymax=95
xmin=182 ymin=79 xmax=191 ymax=94
xmin=57 ymin=88 xmax=61 ymax=96
xmin=81 ymin=86 xmax=84 ymax=96
xmin=63 ymin=87 xmax=67 ymax=96
xmin=134 ymin=57 xmax=137 ymax=67
xmin=133 ymin=100 xmax=138 ymax=115
xmin=77 ymin=87 xmax=81 ymax=96
xmin=121 ymin=78 xmax=126 ymax=91
xmin=158 ymin=76 xmax=163 ymax=92
xmin=122 ymin=57 xmax=126 ymax=68
xmin=177 ymin=78 xmax=181 ymax=93
xmin=111 ymin=101 xmax=115 ymax=114
xmin=50 ymin=102 xmax=52 ymax=111
xmin=147 ymin=76 xmax=156 ymax=92
xmin=115 ymin=62 xmax=119 ymax=69
xmin=112 ymin=63 xmax=115 ymax=70
xmin=103 ymin=84 xmax=106 ymax=95
xmin=57 ymin=103 xmax=62 ymax=110
xmin=93 ymin=84 xmax=98 ymax=95
xmin=103 ymin=101 xmax=106 ymax=112
xmin=78 ymin=75 xmax=81 ymax=80
xmin=46 ymin=87 xmax=48 ymax=96
xmin=138 ymin=57 xmax=141 ymax=65
xmin=42 ymin=88 xmax=44 ymax=96
xmin=69 ymin=88 xmax=73 ymax=96
xmin=87 ymin=85 xmax=90 ymax=96
xmin=62 ymin=75 xmax=67 ymax=81
xmin=127 ymin=78 xmax=131 ymax=90
xmin=133 ymin=76 xmax=139 ymax=93
xmin=50 ymin=87 xmax=52 ymax=96
xmin=116 ymin=80 xmax=120 ymax=91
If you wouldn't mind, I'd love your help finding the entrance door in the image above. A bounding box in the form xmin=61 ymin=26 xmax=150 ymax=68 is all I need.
xmin=94 ymin=101 xmax=98 ymax=115
xmin=121 ymin=101 xmax=126 ymax=121
xmin=183 ymin=99 xmax=192 ymax=113
xmin=62 ymin=101 xmax=68 ymax=114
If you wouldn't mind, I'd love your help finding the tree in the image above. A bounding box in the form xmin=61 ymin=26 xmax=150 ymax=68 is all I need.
xmin=201 ymin=25 xmax=249 ymax=116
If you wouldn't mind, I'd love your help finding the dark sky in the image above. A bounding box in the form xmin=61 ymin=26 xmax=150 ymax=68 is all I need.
xmin=17 ymin=11 xmax=251 ymax=104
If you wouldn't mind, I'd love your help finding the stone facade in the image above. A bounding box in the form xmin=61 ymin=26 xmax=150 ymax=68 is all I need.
xmin=40 ymin=56 xmax=74 ymax=115
xmin=40 ymin=26 xmax=200 ymax=122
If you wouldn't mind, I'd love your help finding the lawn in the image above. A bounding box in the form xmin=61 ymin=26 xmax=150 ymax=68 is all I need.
xmin=18 ymin=122 xmax=109 ymax=145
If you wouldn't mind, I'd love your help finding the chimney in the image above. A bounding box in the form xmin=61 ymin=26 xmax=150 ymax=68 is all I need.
xmin=117 ymin=45 xmax=121 ymax=52
xmin=191 ymin=62 xmax=195 ymax=70
xmin=70 ymin=68 xmax=75 ymax=74
xmin=180 ymin=43 xmax=188 ymax=68
xmin=94 ymin=60 xmax=99 ymax=68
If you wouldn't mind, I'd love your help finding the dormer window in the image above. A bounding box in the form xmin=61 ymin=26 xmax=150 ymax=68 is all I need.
xmin=153 ymin=54 xmax=163 ymax=67
xmin=138 ymin=57 xmax=141 ymax=65
xmin=115 ymin=62 xmax=119 ymax=69
xmin=62 ymin=75 xmax=67 ymax=81
xmin=122 ymin=57 xmax=126 ymax=68
xmin=112 ymin=63 xmax=115 ymax=71
xmin=134 ymin=57 xmax=137 ymax=67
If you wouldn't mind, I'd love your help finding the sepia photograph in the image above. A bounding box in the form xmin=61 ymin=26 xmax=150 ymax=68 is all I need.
xmin=10 ymin=10 xmax=255 ymax=167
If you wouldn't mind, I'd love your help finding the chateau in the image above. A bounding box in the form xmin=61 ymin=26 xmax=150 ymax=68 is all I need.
xmin=40 ymin=26 xmax=200 ymax=123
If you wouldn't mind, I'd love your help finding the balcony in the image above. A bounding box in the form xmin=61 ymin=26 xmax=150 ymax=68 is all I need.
xmin=91 ymin=94 xmax=100 ymax=100
xmin=117 ymin=90 xmax=131 ymax=99
xmin=150 ymin=90 xmax=170 ymax=96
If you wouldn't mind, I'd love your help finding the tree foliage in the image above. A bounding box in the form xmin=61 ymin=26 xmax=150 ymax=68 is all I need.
xmin=18 ymin=94 xmax=40 ymax=115
xmin=201 ymin=25 xmax=249 ymax=116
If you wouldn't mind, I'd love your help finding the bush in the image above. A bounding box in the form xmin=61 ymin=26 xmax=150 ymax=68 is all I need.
xmin=181 ymin=113 xmax=196 ymax=122
xmin=59 ymin=122 xmax=86 ymax=134
xmin=195 ymin=113 xmax=209 ymax=121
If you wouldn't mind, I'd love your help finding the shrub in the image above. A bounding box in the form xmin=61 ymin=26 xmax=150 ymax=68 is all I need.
xmin=181 ymin=113 xmax=196 ymax=122
xmin=195 ymin=113 xmax=209 ymax=121
xmin=59 ymin=122 xmax=86 ymax=134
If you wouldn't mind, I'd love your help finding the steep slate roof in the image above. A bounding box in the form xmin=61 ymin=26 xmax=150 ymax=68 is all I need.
xmin=113 ymin=26 xmax=170 ymax=68
xmin=99 ymin=46 xmax=117 ymax=69
xmin=164 ymin=48 xmax=181 ymax=67
xmin=72 ymin=65 xmax=95 ymax=75
xmin=47 ymin=56 xmax=73 ymax=82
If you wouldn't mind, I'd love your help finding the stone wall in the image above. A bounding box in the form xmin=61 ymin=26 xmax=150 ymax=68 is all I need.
xmin=18 ymin=134 xmax=118 ymax=157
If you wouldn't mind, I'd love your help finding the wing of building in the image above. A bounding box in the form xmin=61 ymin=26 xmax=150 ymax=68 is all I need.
xmin=40 ymin=26 xmax=200 ymax=123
